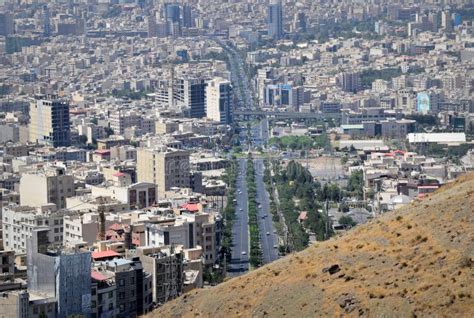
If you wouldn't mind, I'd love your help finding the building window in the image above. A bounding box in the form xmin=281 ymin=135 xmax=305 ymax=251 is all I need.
xmin=119 ymin=279 xmax=125 ymax=286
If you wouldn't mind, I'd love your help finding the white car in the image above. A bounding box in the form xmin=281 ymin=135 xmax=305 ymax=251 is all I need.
xmin=241 ymin=251 xmax=247 ymax=255
xmin=266 ymin=232 xmax=270 ymax=235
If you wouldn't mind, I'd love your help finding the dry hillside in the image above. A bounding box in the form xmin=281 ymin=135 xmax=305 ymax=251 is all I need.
xmin=153 ymin=173 xmax=474 ymax=318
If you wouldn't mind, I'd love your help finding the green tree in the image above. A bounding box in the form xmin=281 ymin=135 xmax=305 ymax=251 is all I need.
xmin=339 ymin=215 xmax=357 ymax=228
xmin=78 ymin=135 xmax=88 ymax=145
xmin=347 ymin=170 xmax=364 ymax=199
xmin=104 ymin=127 xmax=114 ymax=137
xmin=339 ymin=202 xmax=350 ymax=212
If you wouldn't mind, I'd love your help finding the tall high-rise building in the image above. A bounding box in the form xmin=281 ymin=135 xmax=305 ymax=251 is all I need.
xmin=174 ymin=77 xmax=207 ymax=118
xmin=147 ymin=13 xmax=157 ymax=37
xmin=137 ymin=147 xmax=190 ymax=195
xmin=292 ymin=11 xmax=306 ymax=33
xmin=264 ymin=84 xmax=304 ymax=111
xmin=441 ymin=10 xmax=452 ymax=31
xmin=0 ymin=12 xmax=14 ymax=36
xmin=268 ymin=0 xmax=283 ymax=40
xmin=256 ymin=68 xmax=274 ymax=106
xmin=428 ymin=11 xmax=440 ymax=32
xmin=29 ymin=94 xmax=71 ymax=147
xmin=453 ymin=13 xmax=462 ymax=27
xmin=182 ymin=4 xmax=193 ymax=28
xmin=206 ymin=78 xmax=233 ymax=124
xmin=338 ymin=72 xmax=362 ymax=93
xmin=156 ymin=21 xmax=169 ymax=37
xmin=42 ymin=5 xmax=51 ymax=37
xmin=164 ymin=2 xmax=181 ymax=37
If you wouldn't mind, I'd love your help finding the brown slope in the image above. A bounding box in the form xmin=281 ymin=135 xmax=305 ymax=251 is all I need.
xmin=152 ymin=173 xmax=474 ymax=318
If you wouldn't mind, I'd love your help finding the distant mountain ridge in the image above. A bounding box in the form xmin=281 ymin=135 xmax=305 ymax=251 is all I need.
xmin=152 ymin=173 xmax=474 ymax=318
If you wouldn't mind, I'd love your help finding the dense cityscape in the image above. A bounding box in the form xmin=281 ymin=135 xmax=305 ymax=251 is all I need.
xmin=0 ymin=0 xmax=473 ymax=317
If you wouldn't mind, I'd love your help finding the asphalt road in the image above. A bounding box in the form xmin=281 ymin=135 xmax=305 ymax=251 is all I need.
xmin=227 ymin=159 xmax=249 ymax=276
xmin=218 ymin=40 xmax=255 ymax=110
xmin=254 ymin=158 xmax=279 ymax=264
xmin=250 ymin=118 xmax=269 ymax=147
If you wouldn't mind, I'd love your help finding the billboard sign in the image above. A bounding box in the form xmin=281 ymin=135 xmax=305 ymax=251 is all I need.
xmin=417 ymin=92 xmax=430 ymax=114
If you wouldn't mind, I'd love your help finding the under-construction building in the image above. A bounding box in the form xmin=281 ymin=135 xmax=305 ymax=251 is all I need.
xmin=27 ymin=228 xmax=91 ymax=317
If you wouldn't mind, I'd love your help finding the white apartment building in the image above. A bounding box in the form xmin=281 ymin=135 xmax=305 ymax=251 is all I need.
xmin=206 ymin=78 xmax=233 ymax=124
xmin=371 ymin=79 xmax=388 ymax=93
xmin=2 ymin=204 xmax=65 ymax=253
xmin=29 ymin=95 xmax=71 ymax=147
xmin=182 ymin=212 xmax=217 ymax=265
xmin=109 ymin=110 xmax=155 ymax=135
xmin=109 ymin=110 xmax=141 ymax=135
xmin=77 ymin=123 xmax=107 ymax=144
xmin=392 ymin=75 xmax=408 ymax=90
xmin=145 ymin=216 xmax=195 ymax=249
xmin=144 ymin=211 xmax=217 ymax=265
xmin=19 ymin=166 xmax=74 ymax=209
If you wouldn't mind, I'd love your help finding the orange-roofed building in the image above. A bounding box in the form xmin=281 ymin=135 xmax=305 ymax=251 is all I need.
xmin=91 ymin=250 xmax=120 ymax=261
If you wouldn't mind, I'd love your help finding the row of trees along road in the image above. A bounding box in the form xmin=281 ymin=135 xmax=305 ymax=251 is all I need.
xmin=246 ymin=156 xmax=263 ymax=267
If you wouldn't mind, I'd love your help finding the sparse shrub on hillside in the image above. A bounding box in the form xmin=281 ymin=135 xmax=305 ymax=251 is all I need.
xmin=459 ymin=256 xmax=473 ymax=269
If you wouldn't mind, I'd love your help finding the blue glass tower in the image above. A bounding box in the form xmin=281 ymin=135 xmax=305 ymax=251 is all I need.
xmin=268 ymin=0 xmax=283 ymax=40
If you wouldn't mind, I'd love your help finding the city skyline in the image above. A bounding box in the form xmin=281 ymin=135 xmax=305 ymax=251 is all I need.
xmin=0 ymin=0 xmax=473 ymax=317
